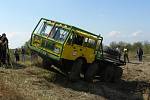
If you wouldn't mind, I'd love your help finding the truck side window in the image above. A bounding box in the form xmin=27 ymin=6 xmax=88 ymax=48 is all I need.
xmin=48 ymin=27 xmax=69 ymax=42
xmin=67 ymin=31 xmax=83 ymax=46
xmin=88 ymin=39 xmax=96 ymax=48
xmin=83 ymin=38 xmax=89 ymax=46
xmin=72 ymin=34 xmax=84 ymax=46
xmin=83 ymin=38 xmax=96 ymax=48
xmin=67 ymin=31 xmax=84 ymax=46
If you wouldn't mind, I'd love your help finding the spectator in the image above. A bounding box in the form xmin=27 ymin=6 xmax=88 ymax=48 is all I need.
xmin=123 ymin=47 xmax=129 ymax=64
xmin=14 ymin=48 xmax=20 ymax=62
xmin=137 ymin=47 xmax=143 ymax=62
xmin=21 ymin=46 xmax=26 ymax=62
xmin=0 ymin=33 xmax=8 ymax=65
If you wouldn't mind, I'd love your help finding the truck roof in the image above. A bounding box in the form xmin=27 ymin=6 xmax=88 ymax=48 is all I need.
xmin=41 ymin=18 xmax=103 ymax=40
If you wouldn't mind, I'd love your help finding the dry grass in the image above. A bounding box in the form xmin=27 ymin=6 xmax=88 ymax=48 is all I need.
xmin=0 ymin=82 xmax=25 ymax=100
xmin=0 ymin=65 xmax=107 ymax=100
xmin=0 ymin=55 xmax=150 ymax=100
xmin=0 ymin=65 xmax=57 ymax=99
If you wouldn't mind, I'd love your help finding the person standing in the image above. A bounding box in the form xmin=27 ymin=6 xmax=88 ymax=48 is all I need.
xmin=14 ymin=48 xmax=20 ymax=63
xmin=137 ymin=47 xmax=143 ymax=62
xmin=123 ymin=47 xmax=129 ymax=64
xmin=0 ymin=33 xmax=8 ymax=65
xmin=21 ymin=46 xmax=26 ymax=62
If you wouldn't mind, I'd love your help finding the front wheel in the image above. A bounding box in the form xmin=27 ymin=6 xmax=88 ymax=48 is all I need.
xmin=42 ymin=59 xmax=52 ymax=69
xmin=69 ymin=59 xmax=83 ymax=81
xmin=84 ymin=62 xmax=99 ymax=82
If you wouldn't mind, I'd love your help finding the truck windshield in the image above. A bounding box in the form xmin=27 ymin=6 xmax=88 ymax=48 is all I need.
xmin=34 ymin=20 xmax=69 ymax=43
xmin=48 ymin=26 xmax=69 ymax=43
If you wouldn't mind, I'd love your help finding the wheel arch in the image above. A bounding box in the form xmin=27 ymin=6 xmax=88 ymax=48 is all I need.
xmin=76 ymin=56 xmax=87 ymax=65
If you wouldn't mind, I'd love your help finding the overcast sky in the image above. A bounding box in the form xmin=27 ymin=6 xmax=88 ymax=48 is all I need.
xmin=0 ymin=0 xmax=150 ymax=48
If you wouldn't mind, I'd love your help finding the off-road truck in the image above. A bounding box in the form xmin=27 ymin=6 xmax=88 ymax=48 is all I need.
xmin=28 ymin=18 xmax=125 ymax=82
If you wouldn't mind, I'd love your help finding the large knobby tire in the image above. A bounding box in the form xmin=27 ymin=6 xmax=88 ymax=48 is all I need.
xmin=103 ymin=66 xmax=114 ymax=82
xmin=85 ymin=63 xmax=99 ymax=82
xmin=69 ymin=59 xmax=83 ymax=82
xmin=42 ymin=59 xmax=52 ymax=69
xmin=113 ymin=67 xmax=123 ymax=83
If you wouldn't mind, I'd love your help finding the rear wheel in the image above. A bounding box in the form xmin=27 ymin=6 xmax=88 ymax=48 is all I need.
xmin=103 ymin=66 xmax=114 ymax=82
xmin=113 ymin=67 xmax=123 ymax=83
xmin=85 ymin=62 xmax=99 ymax=82
xmin=69 ymin=59 xmax=83 ymax=81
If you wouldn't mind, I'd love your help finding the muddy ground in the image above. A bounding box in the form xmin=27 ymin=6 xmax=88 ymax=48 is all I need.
xmin=0 ymin=56 xmax=150 ymax=100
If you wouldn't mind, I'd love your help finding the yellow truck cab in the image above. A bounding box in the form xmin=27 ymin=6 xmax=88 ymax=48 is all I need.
xmin=30 ymin=18 xmax=103 ymax=63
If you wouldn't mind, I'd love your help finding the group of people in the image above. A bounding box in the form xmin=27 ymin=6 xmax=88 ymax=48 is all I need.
xmin=0 ymin=33 xmax=25 ymax=66
xmin=117 ymin=47 xmax=144 ymax=64
xmin=0 ymin=33 xmax=9 ymax=66
xmin=0 ymin=33 xmax=29 ymax=67
xmin=14 ymin=47 xmax=26 ymax=63
xmin=0 ymin=33 xmax=38 ymax=67
xmin=14 ymin=47 xmax=38 ymax=64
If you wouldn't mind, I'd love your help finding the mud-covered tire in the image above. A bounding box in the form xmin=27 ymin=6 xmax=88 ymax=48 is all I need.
xmin=113 ymin=67 xmax=123 ymax=83
xmin=85 ymin=63 xmax=99 ymax=82
xmin=42 ymin=59 xmax=52 ymax=69
xmin=69 ymin=59 xmax=83 ymax=81
xmin=103 ymin=66 xmax=114 ymax=82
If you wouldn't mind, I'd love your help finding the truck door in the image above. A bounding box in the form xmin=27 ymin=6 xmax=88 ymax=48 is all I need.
xmin=61 ymin=32 xmax=84 ymax=61
xmin=61 ymin=32 xmax=96 ymax=63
